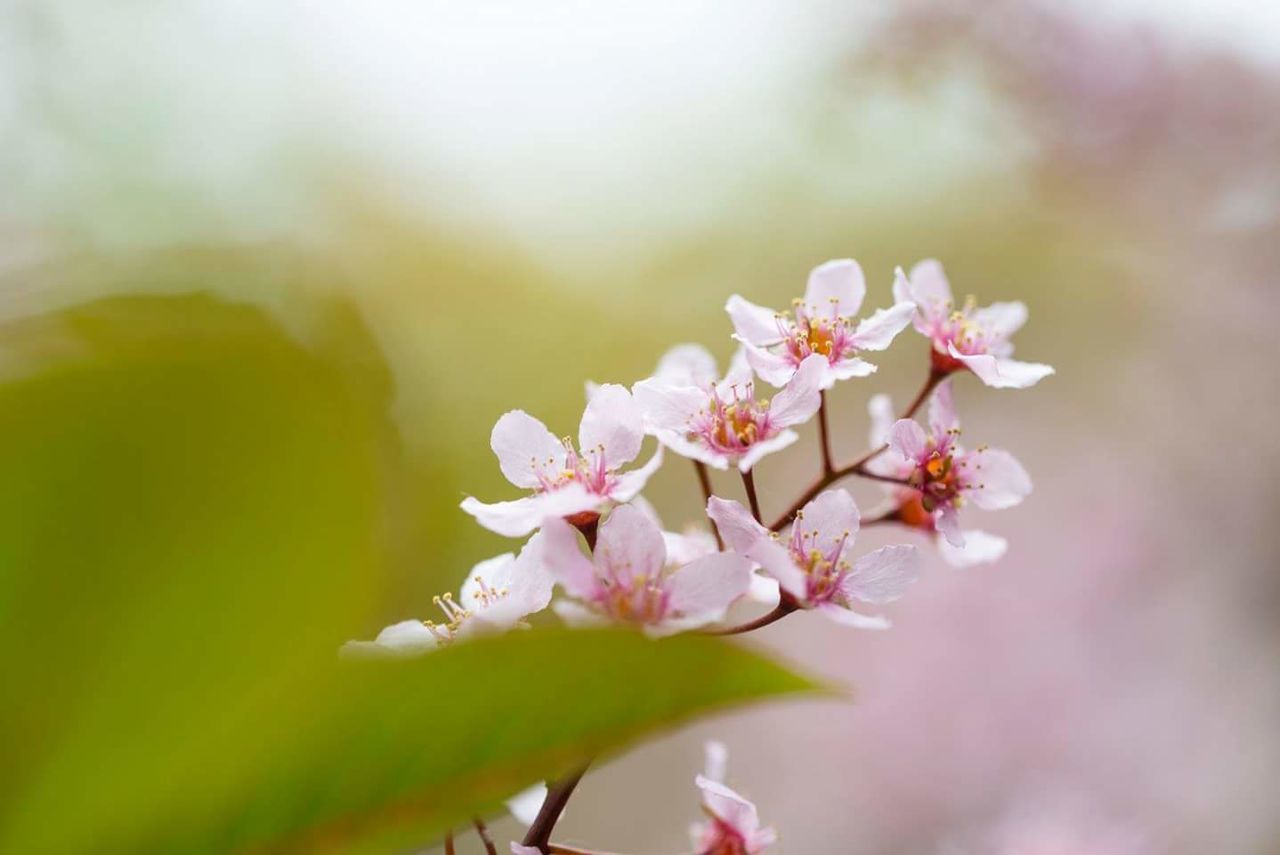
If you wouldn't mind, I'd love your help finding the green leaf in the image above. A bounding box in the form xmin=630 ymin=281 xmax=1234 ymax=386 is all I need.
xmin=0 ymin=292 xmax=821 ymax=855
xmin=166 ymin=628 xmax=819 ymax=854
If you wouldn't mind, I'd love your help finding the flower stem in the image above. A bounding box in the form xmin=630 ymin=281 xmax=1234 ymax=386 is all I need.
xmin=817 ymin=391 xmax=835 ymax=476
xmin=710 ymin=597 xmax=798 ymax=635
xmin=694 ymin=460 xmax=725 ymax=551
xmin=740 ymin=468 xmax=763 ymax=523
xmin=522 ymin=765 xmax=589 ymax=853
xmin=473 ymin=817 xmax=497 ymax=855
xmin=444 ymin=830 xmax=455 ymax=855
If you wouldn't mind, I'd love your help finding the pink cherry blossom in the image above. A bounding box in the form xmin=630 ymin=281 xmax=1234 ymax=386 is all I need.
xmin=340 ymin=534 xmax=554 ymax=656
xmin=706 ymin=489 xmax=918 ymax=628
xmin=691 ymin=740 xmax=777 ymax=854
xmin=461 ymin=384 xmax=663 ymax=537
xmin=541 ymin=504 xmax=753 ymax=636
xmin=633 ymin=349 xmax=825 ymax=473
xmin=726 ymin=258 xmax=916 ymax=390
xmin=893 ymin=259 xmax=1055 ymax=388
xmin=866 ymin=391 xmax=1009 ymax=567
xmin=880 ymin=381 xmax=1032 ymax=549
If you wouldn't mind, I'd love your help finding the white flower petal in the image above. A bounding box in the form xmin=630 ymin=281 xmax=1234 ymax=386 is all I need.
xmin=491 ymin=410 xmax=564 ymax=490
xmin=595 ymin=503 xmax=666 ymax=584
xmin=506 ymin=782 xmax=547 ymax=827
xmin=706 ymin=496 xmax=769 ymax=553
xmin=937 ymin=529 xmax=1008 ymax=567
xmin=739 ymin=339 xmax=797 ymax=388
xmin=538 ymin=517 xmax=600 ymax=600
xmin=816 ymin=602 xmax=891 ymax=629
xmin=667 ymin=552 xmax=752 ymax=618
xmin=611 ymin=445 xmax=664 ymax=502
xmin=460 ymin=485 xmax=597 ymax=538
xmin=766 ymin=354 xmax=824 ymax=427
xmin=950 ymin=345 xmax=1055 ymax=389
xmin=842 ymin=544 xmax=918 ymax=604
xmin=850 ymin=301 xmax=916 ymax=351
xmin=804 ymin=258 xmax=866 ymax=318
xmin=736 ymin=429 xmax=798 ymax=472
xmin=653 ymin=343 xmax=719 ymax=388
xmin=888 ymin=418 xmax=928 ymax=463
xmin=960 ymin=448 xmax=1032 ymax=510
xmin=725 ymin=294 xmax=783 ymax=347
xmin=795 ymin=489 xmax=860 ymax=557
xmin=578 ymin=383 xmax=643 ymax=468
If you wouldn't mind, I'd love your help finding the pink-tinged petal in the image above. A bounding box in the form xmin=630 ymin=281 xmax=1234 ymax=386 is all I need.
xmin=850 ymin=301 xmax=916 ymax=351
xmin=373 ymin=620 xmax=436 ymax=650
xmin=826 ymin=357 xmax=876 ymax=384
xmin=928 ymin=379 xmax=958 ymax=438
xmin=935 ymin=504 xmax=965 ymax=547
xmin=972 ymin=300 xmax=1028 ymax=337
xmin=491 ymin=410 xmax=564 ymax=489
xmin=842 ymin=544 xmax=918 ymax=604
xmin=888 ymin=418 xmax=928 ymax=463
xmin=511 ymin=844 xmax=543 ymax=854
xmin=595 ymin=503 xmax=665 ymax=584
xmin=538 ymin=516 xmax=600 ymax=599
xmin=707 ymin=496 xmax=769 ymax=553
xmin=551 ymin=599 xmax=607 ymax=627
xmin=747 ymin=572 xmax=781 ymax=605
xmin=460 ymin=485 xmax=598 ymax=538
xmin=766 ymin=353 xmax=824 ymax=427
xmin=505 ymin=783 xmax=547 ymax=827
xmin=817 ymin=602 xmax=891 ymax=629
xmin=747 ymin=538 xmax=808 ymax=600
xmin=578 ymin=383 xmax=643 ymax=468
xmin=739 ymin=339 xmax=798 ymax=388
xmin=611 ymin=445 xmax=664 ymax=502
xmin=805 ymin=258 xmax=866 ymax=318
xmin=667 ymin=552 xmax=752 ymax=617
xmin=664 ymin=528 xmax=718 ymax=566
xmin=471 ymin=534 xmax=556 ymax=629
xmin=868 ymin=393 xmax=895 ymax=446
xmin=720 ymin=347 xmax=755 ymax=390
xmin=725 ymin=294 xmax=783 ymax=346
xmin=960 ymin=448 xmax=1032 ymax=510
xmin=891 ymin=266 xmax=913 ymax=306
xmin=583 ymin=379 xmax=601 ymax=402
xmin=703 ymin=740 xmax=728 ymax=784
xmin=633 ymin=378 xmax=706 ymax=433
xmin=654 ymin=343 xmax=719 ymax=388
xmin=459 ymin=553 xmax=516 ymax=612
xmin=696 ymin=776 xmax=762 ymax=838
xmin=796 ymin=488 xmax=860 ymax=555
xmin=736 ymin=429 xmax=798 ymax=473
xmin=938 ymin=529 xmax=1008 ymax=568
xmin=907 ymin=258 xmax=954 ymax=316
xmin=949 ymin=344 xmax=1055 ymax=389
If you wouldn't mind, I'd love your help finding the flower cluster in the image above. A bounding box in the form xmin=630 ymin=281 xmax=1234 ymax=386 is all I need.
xmin=343 ymin=257 xmax=1052 ymax=853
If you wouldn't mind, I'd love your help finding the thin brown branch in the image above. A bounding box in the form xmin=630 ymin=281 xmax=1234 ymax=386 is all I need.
xmin=694 ymin=460 xmax=725 ymax=551
xmin=473 ymin=817 xmax=497 ymax=855
xmin=522 ymin=765 xmax=589 ymax=853
xmin=708 ymin=598 xmax=798 ymax=636
xmin=817 ymin=391 xmax=835 ymax=476
xmin=444 ymin=830 xmax=456 ymax=855
xmin=741 ymin=468 xmax=763 ymax=523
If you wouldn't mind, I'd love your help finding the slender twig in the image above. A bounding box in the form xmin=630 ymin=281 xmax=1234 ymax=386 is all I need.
xmin=854 ymin=471 xmax=912 ymax=487
xmin=473 ymin=817 xmax=497 ymax=855
xmin=444 ymin=830 xmax=456 ymax=855
xmin=741 ymin=469 xmax=763 ymax=523
xmin=522 ymin=765 xmax=589 ymax=853
xmin=817 ymin=391 xmax=835 ymax=476
xmin=694 ymin=460 xmax=725 ymax=551
xmin=709 ymin=599 xmax=797 ymax=636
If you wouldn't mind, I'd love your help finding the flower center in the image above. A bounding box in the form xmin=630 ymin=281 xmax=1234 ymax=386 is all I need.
xmin=597 ymin=574 xmax=669 ymax=624
xmin=928 ymin=295 xmax=995 ymax=360
xmin=778 ymin=303 xmax=853 ymax=366
xmin=421 ymin=576 xmax=510 ymax=646
xmin=914 ymin=441 xmax=962 ymax=512
xmin=692 ymin=383 xmax=773 ymax=457
xmin=699 ymin=806 xmax=750 ymax=855
xmin=531 ymin=438 xmax=612 ymax=495
xmin=787 ymin=517 xmax=851 ymax=603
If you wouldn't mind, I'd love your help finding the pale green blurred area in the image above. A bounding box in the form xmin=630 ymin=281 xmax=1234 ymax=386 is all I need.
xmin=2 ymin=0 xmax=1279 ymax=852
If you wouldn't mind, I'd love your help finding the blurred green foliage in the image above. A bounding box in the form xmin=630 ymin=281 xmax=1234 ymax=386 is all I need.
xmin=0 ymin=292 xmax=816 ymax=853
